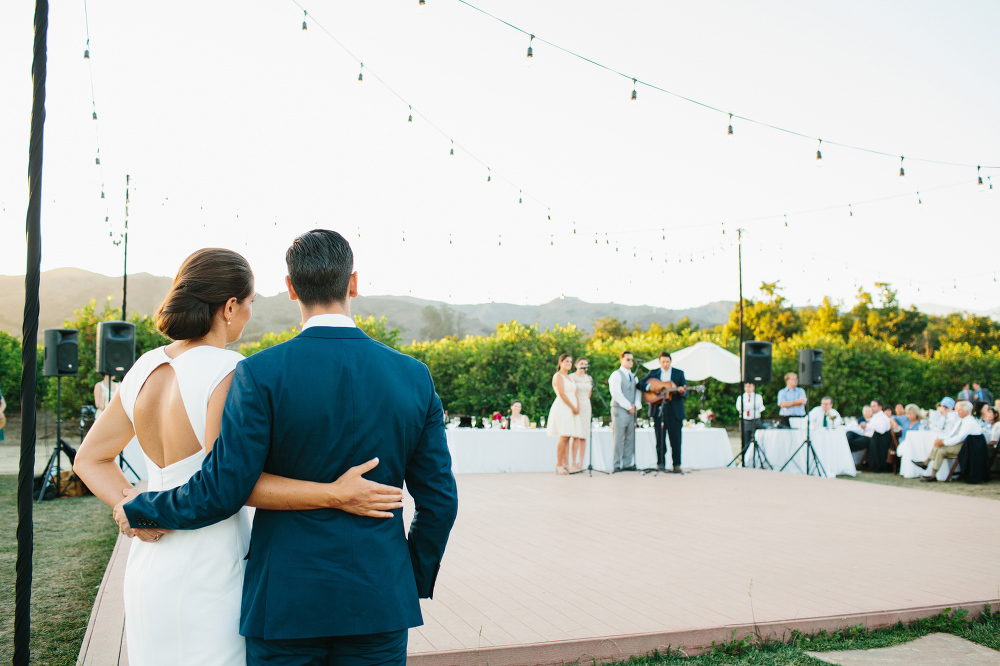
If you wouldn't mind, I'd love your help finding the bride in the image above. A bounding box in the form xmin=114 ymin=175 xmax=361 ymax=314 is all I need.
xmin=74 ymin=248 xmax=404 ymax=666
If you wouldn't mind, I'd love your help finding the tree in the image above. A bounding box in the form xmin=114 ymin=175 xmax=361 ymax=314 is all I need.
xmin=723 ymin=281 xmax=803 ymax=342
xmin=935 ymin=312 xmax=1000 ymax=350
xmin=356 ymin=315 xmax=401 ymax=349
xmin=802 ymin=297 xmax=849 ymax=339
xmin=851 ymin=283 xmax=927 ymax=350
xmin=591 ymin=316 xmax=630 ymax=341
xmin=420 ymin=304 xmax=466 ymax=340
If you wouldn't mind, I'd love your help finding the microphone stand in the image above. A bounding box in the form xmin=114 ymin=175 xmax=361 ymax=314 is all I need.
xmin=575 ymin=369 xmax=609 ymax=476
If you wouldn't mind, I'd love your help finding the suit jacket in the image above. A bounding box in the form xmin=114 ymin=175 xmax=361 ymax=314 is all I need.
xmin=640 ymin=366 xmax=687 ymax=421
xmin=124 ymin=327 xmax=459 ymax=640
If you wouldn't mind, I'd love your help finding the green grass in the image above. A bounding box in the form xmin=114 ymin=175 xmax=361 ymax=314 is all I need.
xmin=841 ymin=470 xmax=1000 ymax=501
xmin=0 ymin=474 xmax=118 ymax=665
xmin=604 ymin=608 xmax=1000 ymax=666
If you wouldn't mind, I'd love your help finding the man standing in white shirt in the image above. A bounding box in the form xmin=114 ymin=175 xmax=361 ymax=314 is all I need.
xmin=808 ymin=396 xmax=842 ymax=430
xmin=608 ymin=350 xmax=642 ymax=472
xmin=735 ymin=382 xmax=765 ymax=451
xmin=913 ymin=400 xmax=981 ymax=482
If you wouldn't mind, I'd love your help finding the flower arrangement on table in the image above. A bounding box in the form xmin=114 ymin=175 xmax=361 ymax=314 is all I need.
xmin=491 ymin=411 xmax=507 ymax=429
xmin=698 ymin=409 xmax=715 ymax=427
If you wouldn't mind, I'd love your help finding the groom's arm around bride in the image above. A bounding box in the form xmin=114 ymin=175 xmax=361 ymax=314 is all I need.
xmin=121 ymin=230 xmax=458 ymax=663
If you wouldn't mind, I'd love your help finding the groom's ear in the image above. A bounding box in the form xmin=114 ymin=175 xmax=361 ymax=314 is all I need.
xmin=347 ymin=271 xmax=359 ymax=299
xmin=285 ymin=275 xmax=299 ymax=301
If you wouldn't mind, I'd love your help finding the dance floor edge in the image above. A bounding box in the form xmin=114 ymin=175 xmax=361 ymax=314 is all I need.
xmin=405 ymin=469 xmax=1000 ymax=665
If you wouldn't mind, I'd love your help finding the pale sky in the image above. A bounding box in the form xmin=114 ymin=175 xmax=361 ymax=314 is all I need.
xmin=1 ymin=1 xmax=998 ymax=312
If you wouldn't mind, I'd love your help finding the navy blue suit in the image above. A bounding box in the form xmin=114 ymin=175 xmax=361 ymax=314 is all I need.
xmin=124 ymin=327 xmax=458 ymax=647
xmin=640 ymin=367 xmax=687 ymax=468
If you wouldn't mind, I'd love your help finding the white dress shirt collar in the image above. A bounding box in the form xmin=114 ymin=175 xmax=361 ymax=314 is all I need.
xmin=302 ymin=313 xmax=356 ymax=330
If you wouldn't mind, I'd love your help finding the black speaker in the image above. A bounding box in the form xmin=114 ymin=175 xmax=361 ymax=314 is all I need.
xmin=96 ymin=321 xmax=136 ymax=376
xmin=741 ymin=341 xmax=772 ymax=384
xmin=43 ymin=329 xmax=79 ymax=377
xmin=798 ymin=349 xmax=823 ymax=387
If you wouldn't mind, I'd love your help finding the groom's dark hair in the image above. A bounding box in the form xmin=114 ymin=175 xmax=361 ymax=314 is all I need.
xmin=286 ymin=229 xmax=354 ymax=305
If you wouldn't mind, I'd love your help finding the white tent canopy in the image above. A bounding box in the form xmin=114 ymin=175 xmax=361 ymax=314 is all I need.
xmin=642 ymin=341 xmax=741 ymax=383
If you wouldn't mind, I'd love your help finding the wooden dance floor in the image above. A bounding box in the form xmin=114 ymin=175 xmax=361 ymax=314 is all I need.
xmin=80 ymin=468 xmax=1000 ymax=665
xmin=406 ymin=469 xmax=1000 ymax=665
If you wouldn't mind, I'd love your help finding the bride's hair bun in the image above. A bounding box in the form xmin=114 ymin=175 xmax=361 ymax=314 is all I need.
xmin=156 ymin=248 xmax=254 ymax=341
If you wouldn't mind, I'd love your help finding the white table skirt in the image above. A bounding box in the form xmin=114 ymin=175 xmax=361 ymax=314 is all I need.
xmin=897 ymin=431 xmax=958 ymax=480
xmin=445 ymin=426 xmax=732 ymax=474
xmin=586 ymin=426 xmax=732 ymax=471
xmin=749 ymin=427 xmax=857 ymax=478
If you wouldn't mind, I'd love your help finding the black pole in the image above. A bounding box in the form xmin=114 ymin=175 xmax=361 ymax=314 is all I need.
xmin=121 ymin=175 xmax=128 ymax=320
xmin=738 ymin=229 xmax=744 ymax=463
xmin=17 ymin=1 xmax=48 ymax=663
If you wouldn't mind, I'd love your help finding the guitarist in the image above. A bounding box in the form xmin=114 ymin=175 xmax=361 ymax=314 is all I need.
xmin=641 ymin=351 xmax=687 ymax=473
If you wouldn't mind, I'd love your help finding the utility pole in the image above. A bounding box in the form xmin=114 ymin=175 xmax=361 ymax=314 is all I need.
xmin=122 ymin=174 xmax=129 ymax=320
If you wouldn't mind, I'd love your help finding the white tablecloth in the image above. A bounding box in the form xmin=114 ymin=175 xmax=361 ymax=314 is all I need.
xmin=897 ymin=430 xmax=958 ymax=481
xmin=445 ymin=426 xmax=733 ymax=474
xmin=749 ymin=427 xmax=857 ymax=478
xmin=585 ymin=426 xmax=732 ymax=471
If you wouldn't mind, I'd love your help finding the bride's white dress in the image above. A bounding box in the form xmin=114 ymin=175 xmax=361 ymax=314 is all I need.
xmin=118 ymin=346 xmax=251 ymax=666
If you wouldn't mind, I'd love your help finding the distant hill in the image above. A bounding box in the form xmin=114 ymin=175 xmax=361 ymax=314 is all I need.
xmin=0 ymin=268 xmax=733 ymax=343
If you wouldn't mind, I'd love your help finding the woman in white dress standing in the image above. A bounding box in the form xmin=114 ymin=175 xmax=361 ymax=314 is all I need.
xmin=570 ymin=357 xmax=593 ymax=473
xmin=74 ymin=249 xmax=404 ymax=666
xmin=546 ymin=353 xmax=579 ymax=474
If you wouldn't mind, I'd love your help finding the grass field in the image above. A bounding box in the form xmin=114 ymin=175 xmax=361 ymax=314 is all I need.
xmin=0 ymin=474 xmax=117 ymax=665
xmin=842 ymin=469 xmax=1000 ymax=500
xmin=614 ymin=608 xmax=1000 ymax=665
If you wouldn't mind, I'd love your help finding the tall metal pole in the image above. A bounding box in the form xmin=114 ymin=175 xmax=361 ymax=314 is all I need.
xmin=121 ymin=174 xmax=129 ymax=320
xmin=738 ymin=229 xmax=744 ymax=465
xmin=17 ymin=1 xmax=48 ymax=663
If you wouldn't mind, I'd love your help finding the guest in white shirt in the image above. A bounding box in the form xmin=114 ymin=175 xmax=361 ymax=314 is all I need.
xmin=608 ymin=350 xmax=642 ymax=472
xmin=929 ymin=397 xmax=957 ymax=431
xmin=808 ymin=396 xmax=842 ymax=430
xmin=913 ymin=400 xmax=981 ymax=482
xmin=846 ymin=399 xmax=891 ymax=452
xmin=735 ymin=382 xmax=765 ymax=450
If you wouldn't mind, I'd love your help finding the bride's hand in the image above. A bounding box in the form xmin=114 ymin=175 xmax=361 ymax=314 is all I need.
xmin=113 ymin=487 xmax=141 ymax=538
xmin=327 ymin=458 xmax=404 ymax=518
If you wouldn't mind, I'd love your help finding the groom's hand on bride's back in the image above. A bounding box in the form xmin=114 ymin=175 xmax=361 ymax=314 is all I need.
xmin=327 ymin=457 xmax=404 ymax=518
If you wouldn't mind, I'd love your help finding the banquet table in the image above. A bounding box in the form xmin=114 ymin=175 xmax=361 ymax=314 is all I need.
xmin=897 ymin=430 xmax=958 ymax=481
xmin=748 ymin=427 xmax=857 ymax=478
xmin=445 ymin=426 xmax=733 ymax=474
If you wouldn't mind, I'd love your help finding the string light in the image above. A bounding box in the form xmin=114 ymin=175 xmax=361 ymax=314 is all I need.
xmin=84 ymin=41 xmax=89 ymax=59
xmin=518 ymin=190 xmax=523 ymax=203
xmin=849 ymin=204 xmax=853 ymax=217
xmin=486 ymin=168 xmax=491 ymax=182
xmin=419 ymin=0 xmax=425 ymax=5
xmin=631 ymin=78 xmax=637 ymax=101
xmin=450 ymin=139 xmax=454 ymax=155
xmin=917 ymin=192 xmax=922 ymax=205
xmin=816 ymin=139 xmax=822 ymax=164
xmin=302 ymin=10 xmax=308 ymax=30
xmin=526 ymin=34 xmax=534 ymax=58
xmin=547 ymin=208 xmax=551 ymax=220
xmin=899 ymin=156 xmax=905 ymax=180
xmin=408 ymin=105 xmax=412 ymax=122
xmin=783 ymin=214 xmax=788 ymax=227
xmin=978 ymin=166 xmax=984 ymax=191
xmin=358 ymin=63 xmax=364 ymax=81
xmin=727 ymin=113 xmax=734 ymax=139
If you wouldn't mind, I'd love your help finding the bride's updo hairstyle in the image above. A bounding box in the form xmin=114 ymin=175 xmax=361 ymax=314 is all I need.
xmin=156 ymin=249 xmax=254 ymax=341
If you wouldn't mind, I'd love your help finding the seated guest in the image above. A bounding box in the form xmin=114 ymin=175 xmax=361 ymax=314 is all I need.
xmin=808 ymin=396 xmax=842 ymax=429
xmin=846 ymin=400 xmax=891 ymax=452
xmin=777 ymin=372 xmax=807 ymax=426
xmin=509 ymin=401 xmax=530 ymax=429
xmin=856 ymin=404 xmax=873 ymax=429
xmin=975 ymin=402 xmax=997 ymax=441
xmin=973 ymin=382 xmax=994 ymax=406
xmin=974 ymin=400 xmax=990 ymax=433
xmin=928 ymin=397 xmax=956 ymax=431
xmin=898 ymin=404 xmax=925 ymax=442
xmin=913 ymin=400 xmax=981 ymax=482
xmin=894 ymin=403 xmax=905 ymax=417
xmin=994 ymin=398 xmax=1000 ymax=418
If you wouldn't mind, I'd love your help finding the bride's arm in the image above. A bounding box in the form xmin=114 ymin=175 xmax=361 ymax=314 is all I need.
xmin=206 ymin=373 xmax=403 ymax=518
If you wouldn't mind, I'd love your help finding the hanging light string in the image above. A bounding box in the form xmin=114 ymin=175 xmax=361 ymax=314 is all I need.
xmin=287 ymin=0 xmax=558 ymax=216
xmin=452 ymin=0 xmax=999 ymax=171
xmin=82 ymin=0 xmax=117 ymax=245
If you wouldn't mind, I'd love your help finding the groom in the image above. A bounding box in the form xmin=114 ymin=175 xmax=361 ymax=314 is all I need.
xmin=120 ymin=230 xmax=459 ymax=665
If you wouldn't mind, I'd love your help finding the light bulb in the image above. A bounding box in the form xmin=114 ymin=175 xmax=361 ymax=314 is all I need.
xmin=487 ymin=168 xmax=491 ymax=182
xmin=899 ymin=156 xmax=905 ymax=180
xmin=449 ymin=140 xmax=454 ymax=156
xmin=816 ymin=139 xmax=823 ymax=165
xmin=978 ymin=166 xmax=984 ymax=191
xmin=631 ymin=78 xmax=637 ymax=101
xmin=518 ymin=190 xmax=522 ymax=204
xmin=917 ymin=192 xmax=922 ymax=206
xmin=358 ymin=64 xmax=364 ymax=82
xmin=526 ymin=35 xmax=534 ymax=58
xmin=419 ymin=0 xmax=425 ymax=5
xmin=302 ymin=11 xmax=308 ymax=30
xmin=727 ymin=113 xmax=734 ymax=139
xmin=849 ymin=204 xmax=853 ymax=217
xmin=92 ymin=111 xmax=97 ymax=120
xmin=407 ymin=105 xmax=412 ymax=122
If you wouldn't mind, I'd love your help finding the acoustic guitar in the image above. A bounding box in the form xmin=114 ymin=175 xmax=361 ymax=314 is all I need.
xmin=642 ymin=380 xmax=705 ymax=406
